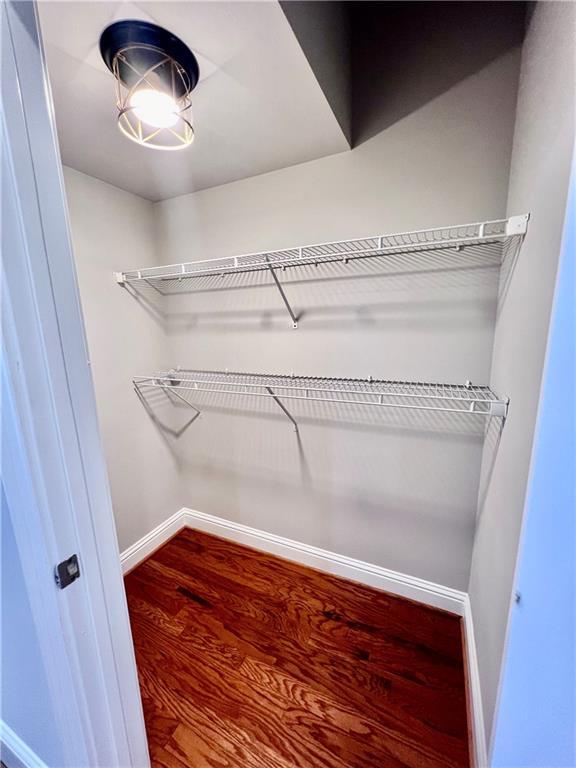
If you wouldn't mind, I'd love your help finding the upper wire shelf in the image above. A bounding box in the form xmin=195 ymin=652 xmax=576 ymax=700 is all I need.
xmin=116 ymin=215 xmax=529 ymax=328
xmin=134 ymin=369 xmax=509 ymax=433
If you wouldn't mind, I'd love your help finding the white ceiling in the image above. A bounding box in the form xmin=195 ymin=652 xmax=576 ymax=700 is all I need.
xmin=38 ymin=1 xmax=350 ymax=201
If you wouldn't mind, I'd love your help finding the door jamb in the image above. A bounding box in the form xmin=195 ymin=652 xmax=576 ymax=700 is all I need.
xmin=1 ymin=2 xmax=149 ymax=765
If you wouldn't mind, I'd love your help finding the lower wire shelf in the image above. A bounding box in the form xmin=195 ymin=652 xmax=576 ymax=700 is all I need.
xmin=133 ymin=369 xmax=509 ymax=432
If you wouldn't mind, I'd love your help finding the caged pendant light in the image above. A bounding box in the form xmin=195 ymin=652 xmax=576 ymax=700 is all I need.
xmin=100 ymin=20 xmax=200 ymax=151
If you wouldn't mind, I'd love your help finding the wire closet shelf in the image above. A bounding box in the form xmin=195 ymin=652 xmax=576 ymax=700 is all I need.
xmin=115 ymin=215 xmax=529 ymax=327
xmin=134 ymin=370 xmax=509 ymax=432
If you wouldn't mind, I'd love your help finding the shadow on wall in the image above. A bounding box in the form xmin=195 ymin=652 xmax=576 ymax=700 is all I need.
xmin=121 ymin=242 xmax=502 ymax=332
xmin=163 ymin=412 xmax=479 ymax=586
xmin=351 ymin=1 xmax=527 ymax=146
xmin=135 ymin=380 xmax=492 ymax=441
xmin=476 ymin=415 xmax=506 ymax=517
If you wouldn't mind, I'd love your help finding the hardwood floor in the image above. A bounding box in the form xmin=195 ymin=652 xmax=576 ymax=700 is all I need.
xmin=125 ymin=529 xmax=471 ymax=768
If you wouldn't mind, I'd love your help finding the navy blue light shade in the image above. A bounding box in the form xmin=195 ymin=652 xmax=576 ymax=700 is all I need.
xmin=99 ymin=19 xmax=200 ymax=99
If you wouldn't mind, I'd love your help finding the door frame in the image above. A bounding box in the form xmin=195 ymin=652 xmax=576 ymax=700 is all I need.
xmin=490 ymin=150 xmax=576 ymax=765
xmin=1 ymin=2 xmax=149 ymax=765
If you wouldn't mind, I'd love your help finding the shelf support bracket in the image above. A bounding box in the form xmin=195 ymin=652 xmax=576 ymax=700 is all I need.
xmin=265 ymin=386 xmax=299 ymax=432
xmin=134 ymin=383 xmax=201 ymax=437
xmin=163 ymin=385 xmax=202 ymax=423
xmin=265 ymin=257 xmax=298 ymax=328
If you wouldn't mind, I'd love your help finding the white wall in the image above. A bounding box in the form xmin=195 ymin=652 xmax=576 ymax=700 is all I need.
xmin=150 ymin=47 xmax=521 ymax=589
xmin=491 ymin=155 xmax=575 ymax=768
xmin=63 ymin=168 xmax=182 ymax=551
xmin=62 ymin=17 xmax=524 ymax=592
xmin=468 ymin=1 xmax=576 ymax=744
xmin=59 ymin=4 xmax=575 ymax=751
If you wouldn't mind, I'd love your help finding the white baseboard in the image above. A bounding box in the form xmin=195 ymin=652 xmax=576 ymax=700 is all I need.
xmin=120 ymin=509 xmax=188 ymax=574
xmin=119 ymin=507 xmax=485 ymax=766
xmin=463 ymin=596 xmax=488 ymax=767
xmin=121 ymin=507 xmax=467 ymax=613
xmin=181 ymin=507 xmax=468 ymax=615
xmin=0 ymin=722 xmax=48 ymax=768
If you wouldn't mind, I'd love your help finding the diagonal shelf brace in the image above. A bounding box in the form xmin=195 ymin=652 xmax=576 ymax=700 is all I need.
xmin=265 ymin=386 xmax=299 ymax=432
xmin=134 ymin=382 xmax=201 ymax=437
xmin=162 ymin=382 xmax=203 ymax=423
xmin=265 ymin=256 xmax=298 ymax=328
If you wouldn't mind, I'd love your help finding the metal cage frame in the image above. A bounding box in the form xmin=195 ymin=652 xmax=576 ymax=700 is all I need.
xmin=113 ymin=45 xmax=194 ymax=150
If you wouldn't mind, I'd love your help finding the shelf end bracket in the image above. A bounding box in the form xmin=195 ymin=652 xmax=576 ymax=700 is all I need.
xmin=489 ymin=399 xmax=509 ymax=419
xmin=265 ymin=257 xmax=298 ymax=328
xmin=266 ymin=386 xmax=299 ymax=432
xmin=115 ymin=272 xmax=126 ymax=286
xmin=506 ymin=214 xmax=530 ymax=237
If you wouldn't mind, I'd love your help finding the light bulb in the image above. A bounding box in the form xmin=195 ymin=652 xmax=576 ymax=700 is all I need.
xmin=129 ymin=89 xmax=179 ymax=129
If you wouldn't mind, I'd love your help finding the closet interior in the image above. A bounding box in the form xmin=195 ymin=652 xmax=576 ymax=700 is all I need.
xmin=35 ymin=0 xmax=574 ymax=765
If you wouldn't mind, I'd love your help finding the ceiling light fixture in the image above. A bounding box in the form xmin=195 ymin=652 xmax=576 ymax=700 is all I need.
xmin=100 ymin=19 xmax=200 ymax=151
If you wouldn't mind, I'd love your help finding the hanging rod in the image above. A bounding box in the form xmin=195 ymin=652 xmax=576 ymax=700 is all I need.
xmin=134 ymin=369 xmax=509 ymax=432
xmin=115 ymin=215 xmax=529 ymax=328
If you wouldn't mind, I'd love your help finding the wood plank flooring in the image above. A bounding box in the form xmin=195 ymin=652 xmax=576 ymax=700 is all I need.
xmin=125 ymin=529 xmax=471 ymax=768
